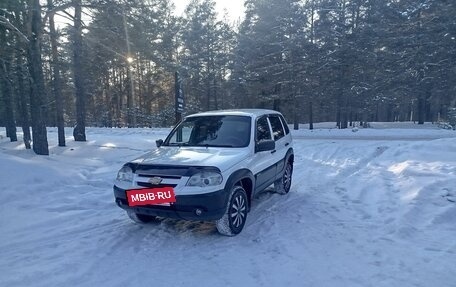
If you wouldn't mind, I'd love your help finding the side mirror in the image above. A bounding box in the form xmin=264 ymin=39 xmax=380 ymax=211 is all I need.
xmin=255 ymin=139 xmax=275 ymax=153
xmin=156 ymin=139 xmax=164 ymax=148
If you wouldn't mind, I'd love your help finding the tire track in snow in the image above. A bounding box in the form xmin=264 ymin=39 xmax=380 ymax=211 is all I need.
xmin=238 ymin=141 xmax=394 ymax=275
xmin=237 ymin=141 xmax=384 ymax=236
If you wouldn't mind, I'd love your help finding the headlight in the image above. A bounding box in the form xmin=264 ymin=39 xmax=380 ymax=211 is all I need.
xmin=116 ymin=165 xmax=133 ymax=182
xmin=187 ymin=171 xmax=222 ymax=187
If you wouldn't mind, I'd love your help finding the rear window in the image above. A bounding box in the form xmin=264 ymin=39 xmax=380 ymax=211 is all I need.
xmin=279 ymin=115 xmax=290 ymax=134
xmin=256 ymin=116 xmax=272 ymax=142
xmin=269 ymin=116 xmax=285 ymax=141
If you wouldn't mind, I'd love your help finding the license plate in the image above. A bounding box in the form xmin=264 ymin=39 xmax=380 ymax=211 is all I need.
xmin=126 ymin=187 xmax=176 ymax=207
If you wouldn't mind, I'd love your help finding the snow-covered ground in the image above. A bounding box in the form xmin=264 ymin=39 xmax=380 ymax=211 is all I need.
xmin=1 ymin=123 xmax=455 ymax=287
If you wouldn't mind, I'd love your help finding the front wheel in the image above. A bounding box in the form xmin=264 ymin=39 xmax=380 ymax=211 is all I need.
xmin=274 ymin=160 xmax=293 ymax=194
xmin=216 ymin=186 xmax=248 ymax=236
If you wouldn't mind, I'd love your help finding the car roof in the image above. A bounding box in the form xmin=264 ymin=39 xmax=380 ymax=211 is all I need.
xmin=185 ymin=109 xmax=281 ymax=118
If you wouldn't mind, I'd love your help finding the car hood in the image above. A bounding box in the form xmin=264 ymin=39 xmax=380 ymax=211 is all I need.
xmin=131 ymin=146 xmax=250 ymax=172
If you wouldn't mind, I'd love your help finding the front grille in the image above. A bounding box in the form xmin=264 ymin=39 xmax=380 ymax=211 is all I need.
xmin=135 ymin=171 xmax=183 ymax=188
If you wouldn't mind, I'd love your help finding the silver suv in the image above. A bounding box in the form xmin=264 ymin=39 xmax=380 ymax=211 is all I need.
xmin=113 ymin=109 xmax=294 ymax=236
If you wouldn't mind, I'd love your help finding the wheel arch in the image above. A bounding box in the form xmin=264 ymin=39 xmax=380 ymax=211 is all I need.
xmin=224 ymin=169 xmax=255 ymax=209
xmin=286 ymin=147 xmax=294 ymax=163
xmin=278 ymin=148 xmax=294 ymax=175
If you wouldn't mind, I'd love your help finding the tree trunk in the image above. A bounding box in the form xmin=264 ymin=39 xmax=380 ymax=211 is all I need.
xmin=341 ymin=106 xmax=348 ymax=129
xmin=213 ymin=77 xmax=218 ymax=110
xmin=336 ymin=76 xmax=343 ymax=128
xmin=123 ymin=9 xmax=136 ymax=127
xmin=73 ymin=0 xmax=86 ymax=141
xmin=48 ymin=0 xmax=65 ymax=146
xmin=1 ymin=59 xmax=18 ymax=142
xmin=418 ymin=97 xmax=425 ymax=125
xmin=206 ymin=76 xmax=211 ymax=111
xmin=26 ymin=0 xmax=49 ymax=155
xmin=309 ymin=101 xmax=313 ymax=130
xmin=13 ymin=8 xmax=32 ymax=149
xmin=273 ymin=99 xmax=280 ymax=111
xmin=336 ymin=105 xmax=341 ymax=128
xmin=15 ymin=45 xmax=32 ymax=149
xmin=126 ymin=68 xmax=134 ymax=127
xmin=0 ymin=20 xmax=17 ymax=142
xmin=293 ymin=102 xmax=299 ymax=130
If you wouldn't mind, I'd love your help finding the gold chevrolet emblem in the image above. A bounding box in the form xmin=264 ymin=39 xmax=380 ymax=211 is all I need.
xmin=148 ymin=177 xmax=163 ymax=185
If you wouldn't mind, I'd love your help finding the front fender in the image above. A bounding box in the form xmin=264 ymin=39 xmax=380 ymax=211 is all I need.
xmin=224 ymin=169 xmax=255 ymax=208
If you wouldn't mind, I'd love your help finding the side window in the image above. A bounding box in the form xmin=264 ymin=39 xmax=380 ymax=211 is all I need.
xmin=256 ymin=117 xmax=272 ymax=142
xmin=269 ymin=116 xmax=285 ymax=141
xmin=168 ymin=123 xmax=192 ymax=144
xmin=279 ymin=115 xmax=290 ymax=135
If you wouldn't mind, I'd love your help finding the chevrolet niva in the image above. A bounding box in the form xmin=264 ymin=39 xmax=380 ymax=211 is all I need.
xmin=114 ymin=109 xmax=293 ymax=236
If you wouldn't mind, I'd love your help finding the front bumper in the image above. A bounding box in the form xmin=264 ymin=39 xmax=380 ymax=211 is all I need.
xmin=113 ymin=185 xmax=228 ymax=221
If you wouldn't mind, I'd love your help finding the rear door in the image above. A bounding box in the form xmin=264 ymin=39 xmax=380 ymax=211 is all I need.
xmin=267 ymin=114 xmax=289 ymax=179
xmin=251 ymin=115 xmax=277 ymax=192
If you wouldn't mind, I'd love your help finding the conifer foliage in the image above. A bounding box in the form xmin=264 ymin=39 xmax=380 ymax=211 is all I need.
xmin=0 ymin=0 xmax=455 ymax=154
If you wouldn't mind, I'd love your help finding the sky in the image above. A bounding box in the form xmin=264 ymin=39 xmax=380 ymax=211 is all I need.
xmin=172 ymin=0 xmax=246 ymax=22
xmin=53 ymin=1 xmax=246 ymax=28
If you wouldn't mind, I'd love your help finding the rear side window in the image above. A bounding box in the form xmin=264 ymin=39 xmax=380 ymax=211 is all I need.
xmin=269 ymin=116 xmax=285 ymax=141
xmin=256 ymin=117 xmax=272 ymax=142
xmin=279 ymin=115 xmax=290 ymax=134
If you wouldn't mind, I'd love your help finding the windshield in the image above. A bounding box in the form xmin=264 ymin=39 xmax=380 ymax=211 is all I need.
xmin=164 ymin=115 xmax=251 ymax=148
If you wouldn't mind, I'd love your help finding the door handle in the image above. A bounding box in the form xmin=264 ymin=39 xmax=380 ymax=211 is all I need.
xmin=271 ymin=150 xmax=277 ymax=154
xmin=285 ymin=143 xmax=290 ymax=147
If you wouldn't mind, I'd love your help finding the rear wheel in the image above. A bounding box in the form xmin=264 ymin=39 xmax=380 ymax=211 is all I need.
xmin=216 ymin=185 xmax=248 ymax=236
xmin=274 ymin=160 xmax=293 ymax=194
xmin=127 ymin=210 xmax=157 ymax=223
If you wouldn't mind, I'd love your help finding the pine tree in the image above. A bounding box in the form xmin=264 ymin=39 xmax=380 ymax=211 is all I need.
xmin=26 ymin=0 xmax=49 ymax=154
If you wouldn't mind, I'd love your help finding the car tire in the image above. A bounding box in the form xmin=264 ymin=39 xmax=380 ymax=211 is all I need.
xmin=216 ymin=185 xmax=248 ymax=236
xmin=274 ymin=160 xmax=293 ymax=194
xmin=127 ymin=210 xmax=158 ymax=223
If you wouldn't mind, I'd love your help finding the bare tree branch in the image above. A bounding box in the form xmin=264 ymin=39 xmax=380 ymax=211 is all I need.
xmin=0 ymin=15 xmax=29 ymax=43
